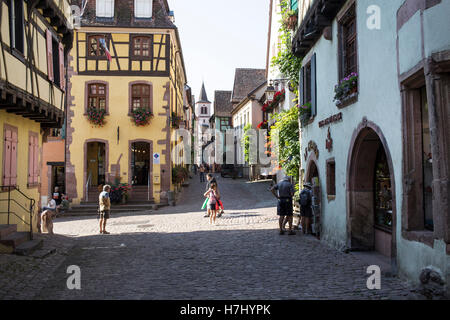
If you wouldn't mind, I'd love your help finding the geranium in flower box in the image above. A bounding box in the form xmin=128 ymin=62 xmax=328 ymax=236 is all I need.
xmin=87 ymin=107 xmax=107 ymax=127
xmin=131 ymin=107 xmax=153 ymax=126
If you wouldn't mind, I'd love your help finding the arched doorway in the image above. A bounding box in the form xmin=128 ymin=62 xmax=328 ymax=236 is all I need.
xmin=129 ymin=140 xmax=153 ymax=202
xmin=347 ymin=123 xmax=396 ymax=260
xmin=305 ymin=156 xmax=321 ymax=238
xmin=85 ymin=140 xmax=108 ymax=202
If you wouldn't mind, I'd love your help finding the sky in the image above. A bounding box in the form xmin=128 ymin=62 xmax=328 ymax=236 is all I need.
xmin=169 ymin=0 xmax=270 ymax=108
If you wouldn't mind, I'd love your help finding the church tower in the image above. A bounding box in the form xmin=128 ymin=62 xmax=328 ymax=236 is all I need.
xmin=195 ymin=82 xmax=212 ymax=164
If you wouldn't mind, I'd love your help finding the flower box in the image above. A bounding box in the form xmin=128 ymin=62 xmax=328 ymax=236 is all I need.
xmin=86 ymin=107 xmax=107 ymax=127
xmin=131 ymin=107 xmax=153 ymax=126
xmin=334 ymin=72 xmax=358 ymax=107
xmin=299 ymin=102 xmax=312 ymax=127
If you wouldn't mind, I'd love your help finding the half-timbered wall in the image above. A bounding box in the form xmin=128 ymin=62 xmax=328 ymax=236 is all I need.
xmin=0 ymin=0 xmax=72 ymax=113
xmin=75 ymin=30 xmax=170 ymax=76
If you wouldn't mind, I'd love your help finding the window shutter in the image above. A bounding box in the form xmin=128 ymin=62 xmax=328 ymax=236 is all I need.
xmin=311 ymin=53 xmax=317 ymax=117
xmin=291 ymin=0 xmax=298 ymax=11
xmin=10 ymin=131 xmax=18 ymax=186
xmin=135 ymin=0 xmax=152 ymax=18
xmin=3 ymin=129 xmax=12 ymax=186
xmin=46 ymin=29 xmax=54 ymax=82
xmin=59 ymin=43 xmax=65 ymax=91
xmin=105 ymin=0 xmax=114 ymax=17
xmin=97 ymin=0 xmax=114 ymax=17
xmin=299 ymin=67 xmax=305 ymax=107
xmin=33 ymin=136 xmax=39 ymax=184
xmin=28 ymin=136 xmax=33 ymax=185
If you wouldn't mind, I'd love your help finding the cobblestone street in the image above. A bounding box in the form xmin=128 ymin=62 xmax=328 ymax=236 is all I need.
xmin=1 ymin=175 xmax=414 ymax=300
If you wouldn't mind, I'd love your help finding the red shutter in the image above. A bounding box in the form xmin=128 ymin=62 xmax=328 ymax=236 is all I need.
xmin=3 ymin=129 xmax=12 ymax=186
xmin=59 ymin=43 xmax=65 ymax=91
xmin=28 ymin=135 xmax=33 ymax=185
xmin=46 ymin=29 xmax=54 ymax=82
xmin=10 ymin=131 xmax=18 ymax=186
xmin=33 ymin=136 xmax=39 ymax=184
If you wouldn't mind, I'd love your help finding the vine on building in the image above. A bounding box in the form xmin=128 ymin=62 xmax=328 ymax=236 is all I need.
xmin=271 ymin=0 xmax=302 ymax=92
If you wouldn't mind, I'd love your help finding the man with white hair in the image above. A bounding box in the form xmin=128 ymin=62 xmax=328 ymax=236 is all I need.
xmin=98 ymin=185 xmax=111 ymax=234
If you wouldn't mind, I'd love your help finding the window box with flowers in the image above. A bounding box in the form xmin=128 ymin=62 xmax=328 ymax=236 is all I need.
xmin=171 ymin=112 xmax=182 ymax=128
xmin=86 ymin=107 xmax=107 ymax=127
xmin=131 ymin=107 xmax=153 ymax=126
xmin=334 ymin=72 xmax=358 ymax=108
xmin=299 ymin=102 xmax=312 ymax=127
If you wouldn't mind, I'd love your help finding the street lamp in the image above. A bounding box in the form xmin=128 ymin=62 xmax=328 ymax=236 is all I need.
xmin=265 ymin=85 xmax=276 ymax=102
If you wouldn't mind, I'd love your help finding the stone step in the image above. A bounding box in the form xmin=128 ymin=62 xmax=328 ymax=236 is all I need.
xmin=0 ymin=232 xmax=30 ymax=252
xmin=0 ymin=224 xmax=17 ymax=240
xmin=14 ymin=239 xmax=44 ymax=256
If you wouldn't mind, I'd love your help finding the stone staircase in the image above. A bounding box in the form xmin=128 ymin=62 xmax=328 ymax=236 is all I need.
xmin=0 ymin=224 xmax=43 ymax=255
xmin=63 ymin=201 xmax=168 ymax=217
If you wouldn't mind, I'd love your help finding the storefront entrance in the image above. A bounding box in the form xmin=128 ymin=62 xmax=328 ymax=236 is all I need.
xmin=131 ymin=142 xmax=150 ymax=186
xmin=129 ymin=141 xmax=152 ymax=202
xmin=347 ymin=124 xmax=396 ymax=258
xmin=86 ymin=142 xmax=106 ymax=187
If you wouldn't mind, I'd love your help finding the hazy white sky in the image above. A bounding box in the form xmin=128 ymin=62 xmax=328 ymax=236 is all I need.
xmin=169 ymin=0 xmax=270 ymax=106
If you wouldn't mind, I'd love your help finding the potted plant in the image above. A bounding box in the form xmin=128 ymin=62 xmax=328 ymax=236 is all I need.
xmin=334 ymin=72 xmax=358 ymax=106
xmin=299 ymin=102 xmax=312 ymax=126
xmin=284 ymin=9 xmax=298 ymax=30
xmin=86 ymin=107 xmax=107 ymax=127
xmin=131 ymin=108 xmax=153 ymax=126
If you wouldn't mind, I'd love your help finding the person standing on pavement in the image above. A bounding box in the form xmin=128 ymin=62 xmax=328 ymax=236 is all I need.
xmin=204 ymin=173 xmax=217 ymax=217
xmin=199 ymin=164 xmax=206 ymax=183
xmin=299 ymin=182 xmax=313 ymax=234
xmin=204 ymin=173 xmax=225 ymax=217
xmin=204 ymin=182 xmax=220 ymax=225
xmin=271 ymin=176 xmax=296 ymax=235
xmin=98 ymin=185 xmax=111 ymax=234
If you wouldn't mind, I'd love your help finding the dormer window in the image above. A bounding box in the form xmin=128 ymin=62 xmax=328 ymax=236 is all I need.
xmin=134 ymin=0 xmax=152 ymax=18
xmin=96 ymin=0 xmax=114 ymax=18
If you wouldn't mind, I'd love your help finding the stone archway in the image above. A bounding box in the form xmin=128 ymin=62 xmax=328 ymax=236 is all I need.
xmin=347 ymin=119 xmax=397 ymax=261
xmin=304 ymin=153 xmax=322 ymax=238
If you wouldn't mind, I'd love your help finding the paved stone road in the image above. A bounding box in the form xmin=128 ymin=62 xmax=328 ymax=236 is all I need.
xmin=1 ymin=174 xmax=415 ymax=300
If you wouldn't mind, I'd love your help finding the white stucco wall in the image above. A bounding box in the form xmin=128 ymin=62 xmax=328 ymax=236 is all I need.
xmin=299 ymin=0 xmax=449 ymax=287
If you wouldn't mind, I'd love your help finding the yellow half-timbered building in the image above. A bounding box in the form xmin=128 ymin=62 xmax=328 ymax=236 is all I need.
xmin=0 ymin=0 xmax=73 ymax=236
xmin=66 ymin=0 xmax=187 ymax=205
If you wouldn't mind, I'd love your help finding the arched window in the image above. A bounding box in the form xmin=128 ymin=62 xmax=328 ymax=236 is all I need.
xmin=85 ymin=81 xmax=109 ymax=114
xmin=130 ymin=82 xmax=152 ymax=114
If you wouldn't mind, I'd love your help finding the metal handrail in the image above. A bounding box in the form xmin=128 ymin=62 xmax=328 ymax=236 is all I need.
xmin=0 ymin=186 xmax=35 ymax=240
xmin=86 ymin=172 xmax=92 ymax=202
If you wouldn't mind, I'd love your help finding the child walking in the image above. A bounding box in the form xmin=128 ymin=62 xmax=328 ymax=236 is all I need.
xmin=204 ymin=182 xmax=220 ymax=225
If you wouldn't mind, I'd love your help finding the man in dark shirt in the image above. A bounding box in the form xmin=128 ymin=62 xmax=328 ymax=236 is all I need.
xmin=271 ymin=176 xmax=295 ymax=235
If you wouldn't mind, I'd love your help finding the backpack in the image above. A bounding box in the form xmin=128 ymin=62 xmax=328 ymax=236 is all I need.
xmin=299 ymin=189 xmax=311 ymax=206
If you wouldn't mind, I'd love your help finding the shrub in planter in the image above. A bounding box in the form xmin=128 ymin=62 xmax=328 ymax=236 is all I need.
xmin=131 ymin=108 xmax=153 ymax=126
xmin=87 ymin=107 xmax=107 ymax=127
xmin=334 ymin=72 xmax=358 ymax=104
xmin=299 ymin=102 xmax=312 ymax=126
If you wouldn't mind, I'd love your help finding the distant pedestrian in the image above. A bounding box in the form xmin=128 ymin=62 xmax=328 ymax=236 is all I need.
xmin=98 ymin=185 xmax=111 ymax=234
xmin=204 ymin=182 xmax=220 ymax=225
xmin=199 ymin=164 xmax=206 ymax=183
xmin=299 ymin=182 xmax=313 ymax=235
xmin=271 ymin=176 xmax=296 ymax=235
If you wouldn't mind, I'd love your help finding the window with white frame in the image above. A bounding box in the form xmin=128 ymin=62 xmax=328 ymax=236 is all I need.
xmin=134 ymin=0 xmax=153 ymax=18
xmin=96 ymin=0 xmax=114 ymax=18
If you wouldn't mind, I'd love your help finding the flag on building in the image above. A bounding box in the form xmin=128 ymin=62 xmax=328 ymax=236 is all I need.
xmin=99 ymin=38 xmax=112 ymax=62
